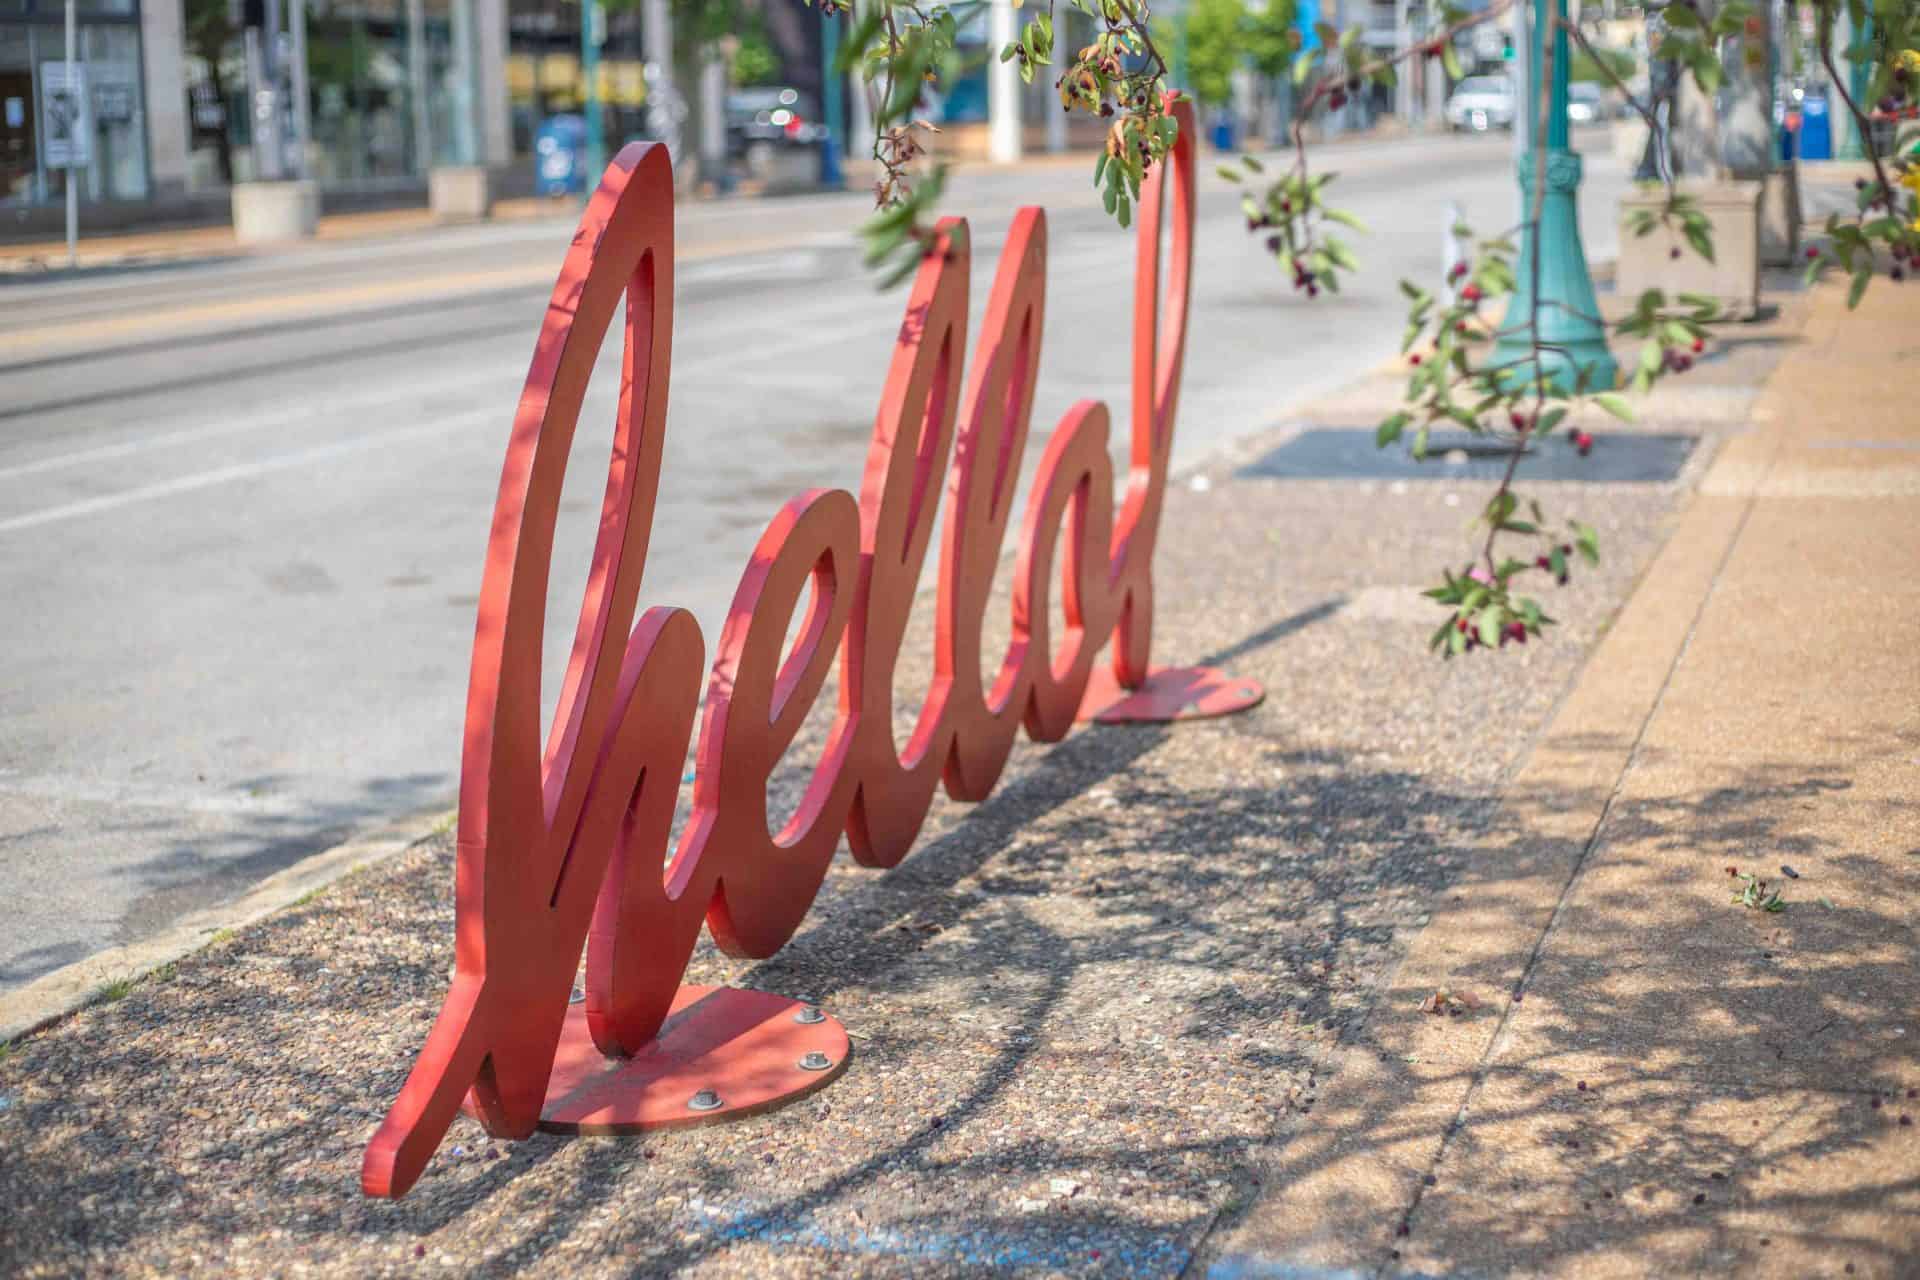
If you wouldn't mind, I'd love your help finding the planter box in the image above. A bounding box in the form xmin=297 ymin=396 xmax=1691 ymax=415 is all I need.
xmin=231 ymin=179 xmax=319 ymax=244
xmin=429 ymin=166 xmax=493 ymax=222
xmin=1617 ymin=180 xmax=1761 ymax=319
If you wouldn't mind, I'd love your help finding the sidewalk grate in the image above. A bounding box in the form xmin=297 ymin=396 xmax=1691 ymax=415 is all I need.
xmin=1237 ymin=428 xmax=1698 ymax=484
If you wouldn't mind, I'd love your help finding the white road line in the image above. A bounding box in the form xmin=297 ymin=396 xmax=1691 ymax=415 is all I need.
xmin=0 ymin=409 xmax=500 ymax=535
xmin=0 ymin=368 xmax=527 ymax=483
xmin=0 ymin=237 xmax=1139 ymax=534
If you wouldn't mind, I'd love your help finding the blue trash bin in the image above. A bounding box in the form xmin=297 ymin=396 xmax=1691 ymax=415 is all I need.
xmin=1799 ymin=91 xmax=1832 ymax=161
xmin=534 ymin=114 xmax=588 ymax=196
xmin=1211 ymin=115 xmax=1237 ymax=152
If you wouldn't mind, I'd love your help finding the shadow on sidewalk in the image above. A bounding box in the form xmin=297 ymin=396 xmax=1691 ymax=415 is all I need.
xmin=2 ymin=603 xmax=1910 ymax=1275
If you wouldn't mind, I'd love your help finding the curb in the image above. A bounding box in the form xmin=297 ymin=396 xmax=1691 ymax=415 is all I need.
xmin=0 ymin=805 xmax=452 ymax=1046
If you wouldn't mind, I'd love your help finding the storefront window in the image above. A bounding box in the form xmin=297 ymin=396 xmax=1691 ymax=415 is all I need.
xmin=1 ymin=16 xmax=149 ymax=204
xmin=182 ymin=0 xmax=478 ymax=187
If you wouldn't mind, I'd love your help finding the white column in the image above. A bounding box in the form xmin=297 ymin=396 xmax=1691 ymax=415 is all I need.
xmin=988 ymin=0 xmax=1022 ymax=164
xmin=699 ymin=46 xmax=725 ymax=181
xmin=848 ymin=58 xmax=873 ymax=169
xmin=138 ymin=0 xmax=191 ymax=195
xmin=475 ymin=0 xmax=510 ymax=166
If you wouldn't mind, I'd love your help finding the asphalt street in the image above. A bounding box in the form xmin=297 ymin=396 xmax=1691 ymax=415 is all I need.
xmin=0 ymin=130 xmax=1630 ymax=994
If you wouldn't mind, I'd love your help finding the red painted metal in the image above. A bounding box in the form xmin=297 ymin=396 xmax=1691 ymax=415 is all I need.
xmin=361 ymin=96 xmax=1264 ymax=1200
xmin=528 ymin=987 xmax=850 ymax=1134
xmin=1076 ymin=665 xmax=1267 ymax=725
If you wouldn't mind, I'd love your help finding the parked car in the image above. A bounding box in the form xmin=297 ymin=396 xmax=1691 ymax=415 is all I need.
xmin=726 ymin=87 xmax=826 ymax=167
xmin=1445 ymin=75 xmax=1517 ymax=132
xmin=1568 ymin=81 xmax=1607 ymax=125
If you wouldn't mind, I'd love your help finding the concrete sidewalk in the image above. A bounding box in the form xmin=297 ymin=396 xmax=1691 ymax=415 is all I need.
xmin=0 ymin=273 xmax=1911 ymax=1278
xmin=0 ymin=198 xmax=577 ymax=274
xmin=1210 ymin=279 xmax=1920 ymax=1276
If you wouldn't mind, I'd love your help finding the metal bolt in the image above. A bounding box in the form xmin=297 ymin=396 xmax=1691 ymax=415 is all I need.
xmin=687 ymin=1088 xmax=723 ymax=1112
xmin=568 ymin=987 xmax=586 ymax=1005
xmin=793 ymin=1005 xmax=826 ymax=1025
xmin=797 ymin=1051 xmax=833 ymax=1072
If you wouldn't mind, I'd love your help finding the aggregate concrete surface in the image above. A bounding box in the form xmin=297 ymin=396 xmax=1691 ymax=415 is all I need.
xmin=0 ymin=396 xmax=1705 ymax=1275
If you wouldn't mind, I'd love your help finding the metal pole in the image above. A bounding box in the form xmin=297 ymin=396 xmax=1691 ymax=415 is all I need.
xmin=63 ymin=0 xmax=76 ymax=267
xmin=1488 ymin=0 xmax=1615 ymax=392
xmin=262 ymin=0 xmax=286 ymax=178
xmin=449 ymin=0 xmax=478 ymax=166
xmin=289 ymin=0 xmax=312 ymax=177
xmin=640 ymin=0 xmax=674 ymax=170
xmin=820 ymin=7 xmax=843 ymax=186
xmin=407 ymin=0 xmax=431 ymax=173
xmin=583 ymin=0 xmax=604 ymax=183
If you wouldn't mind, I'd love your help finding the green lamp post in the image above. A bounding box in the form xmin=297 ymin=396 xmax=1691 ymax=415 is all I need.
xmin=583 ymin=0 xmax=606 ymax=187
xmin=1489 ymin=0 xmax=1617 ymax=393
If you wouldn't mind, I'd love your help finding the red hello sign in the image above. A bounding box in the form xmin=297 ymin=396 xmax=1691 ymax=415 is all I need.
xmin=363 ymin=97 xmax=1257 ymax=1200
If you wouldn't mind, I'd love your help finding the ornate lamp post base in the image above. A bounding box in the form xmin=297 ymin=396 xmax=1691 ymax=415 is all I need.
xmin=1490 ymin=149 xmax=1619 ymax=394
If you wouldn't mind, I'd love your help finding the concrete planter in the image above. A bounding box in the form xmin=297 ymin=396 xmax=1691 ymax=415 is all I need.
xmin=1617 ymin=180 xmax=1762 ymax=319
xmin=429 ymin=166 xmax=493 ymax=222
xmin=230 ymin=179 xmax=319 ymax=244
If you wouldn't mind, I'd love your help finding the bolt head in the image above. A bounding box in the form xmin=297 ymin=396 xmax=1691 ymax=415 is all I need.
xmin=798 ymin=1051 xmax=834 ymax=1072
xmin=688 ymin=1088 xmax=723 ymax=1112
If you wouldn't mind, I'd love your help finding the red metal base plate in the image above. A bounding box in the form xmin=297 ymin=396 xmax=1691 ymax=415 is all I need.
xmin=1075 ymin=665 xmax=1266 ymax=725
xmin=478 ymin=985 xmax=850 ymax=1135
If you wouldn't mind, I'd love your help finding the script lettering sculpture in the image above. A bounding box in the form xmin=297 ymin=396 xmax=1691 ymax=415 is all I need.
xmin=363 ymin=97 xmax=1257 ymax=1199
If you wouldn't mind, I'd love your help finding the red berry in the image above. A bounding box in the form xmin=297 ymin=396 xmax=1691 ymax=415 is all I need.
xmin=1669 ymin=247 xmax=1681 ymax=260
xmin=1462 ymin=283 xmax=1482 ymax=302
xmin=1574 ymin=432 xmax=1593 ymax=457
xmin=1691 ymin=338 xmax=1704 ymax=353
xmin=1806 ymin=246 xmax=1820 ymax=260
xmin=1410 ymin=353 xmax=1422 ymax=365
xmin=1536 ymin=555 xmax=1551 ymax=570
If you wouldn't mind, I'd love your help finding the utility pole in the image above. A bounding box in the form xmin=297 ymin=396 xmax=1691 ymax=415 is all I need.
xmin=1488 ymin=0 xmax=1616 ymax=392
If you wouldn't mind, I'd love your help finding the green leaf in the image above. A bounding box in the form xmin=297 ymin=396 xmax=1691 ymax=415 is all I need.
xmin=1593 ymin=393 xmax=1636 ymax=423
xmin=1573 ymin=521 xmax=1600 ymax=566
xmin=1292 ymin=50 xmax=1316 ymax=86
xmin=1324 ymin=207 xmax=1368 ymax=233
xmin=1376 ymin=413 xmax=1409 ymax=448
xmin=1848 ymin=264 xmax=1872 ymax=309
